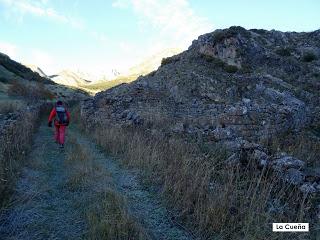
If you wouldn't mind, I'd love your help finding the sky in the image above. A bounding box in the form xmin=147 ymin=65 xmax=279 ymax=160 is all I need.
xmin=0 ymin=0 xmax=319 ymax=76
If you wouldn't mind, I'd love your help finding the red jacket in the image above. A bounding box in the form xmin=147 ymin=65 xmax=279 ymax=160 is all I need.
xmin=48 ymin=106 xmax=71 ymax=126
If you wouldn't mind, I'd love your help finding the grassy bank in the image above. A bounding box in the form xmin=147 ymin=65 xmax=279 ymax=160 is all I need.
xmin=86 ymin=123 xmax=314 ymax=239
xmin=0 ymin=103 xmax=41 ymax=207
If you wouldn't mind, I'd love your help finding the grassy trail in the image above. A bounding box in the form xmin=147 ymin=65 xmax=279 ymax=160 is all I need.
xmin=0 ymin=120 xmax=194 ymax=240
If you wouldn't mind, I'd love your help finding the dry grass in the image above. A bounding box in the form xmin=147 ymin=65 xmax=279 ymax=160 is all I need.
xmin=7 ymin=80 xmax=55 ymax=100
xmin=86 ymin=190 xmax=148 ymax=240
xmin=0 ymin=105 xmax=40 ymax=207
xmin=264 ymin=128 xmax=320 ymax=168
xmin=0 ymin=100 xmax=25 ymax=114
xmin=89 ymin=124 xmax=314 ymax=239
xmin=65 ymin=134 xmax=148 ymax=239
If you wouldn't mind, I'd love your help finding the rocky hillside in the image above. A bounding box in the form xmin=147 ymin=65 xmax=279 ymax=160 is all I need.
xmin=0 ymin=53 xmax=88 ymax=101
xmin=24 ymin=64 xmax=48 ymax=78
xmin=81 ymin=26 xmax=320 ymax=239
xmin=82 ymin=26 xmax=320 ymax=194
xmin=83 ymin=26 xmax=319 ymax=140
xmin=0 ymin=53 xmax=51 ymax=84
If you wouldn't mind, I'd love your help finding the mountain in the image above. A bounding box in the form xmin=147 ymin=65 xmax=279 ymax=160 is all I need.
xmin=0 ymin=52 xmax=87 ymax=101
xmin=82 ymin=48 xmax=182 ymax=92
xmin=126 ymin=48 xmax=182 ymax=76
xmin=50 ymin=69 xmax=92 ymax=87
xmin=81 ymin=27 xmax=320 ymax=237
xmin=0 ymin=52 xmax=51 ymax=83
xmin=24 ymin=64 xmax=48 ymax=78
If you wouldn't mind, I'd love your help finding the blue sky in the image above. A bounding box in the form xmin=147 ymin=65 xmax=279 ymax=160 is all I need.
xmin=0 ymin=0 xmax=319 ymax=76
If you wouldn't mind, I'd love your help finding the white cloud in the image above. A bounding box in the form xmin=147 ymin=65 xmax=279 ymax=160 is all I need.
xmin=112 ymin=0 xmax=129 ymax=9
xmin=0 ymin=41 xmax=18 ymax=58
xmin=0 ymin=0 xmax=84 ymax=29
xmin=113 ymin=0 xmax=213 ymax=50
xmin=90 ymin=31 xmax=108 ymax=44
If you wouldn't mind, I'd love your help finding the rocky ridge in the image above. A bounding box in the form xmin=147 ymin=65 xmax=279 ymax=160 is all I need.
xmin=81 ymin=26 xmax=320 ymax=195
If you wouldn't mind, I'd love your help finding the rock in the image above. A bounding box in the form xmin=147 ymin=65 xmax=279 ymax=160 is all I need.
xmin=299 ymin=183 xmax=318 ymax=194
xmin=284 ymin=168 xmax=304 ymax=185
xmin=252 ymin=149 xmax=269 ymax=167
xmin=241 ymin=141 xmax=261 ymax=150
xmin=267 ymin=198 xmax=288 ymax=215
xmin=213 ymin=127 xmax=235 ymax=140
xmin=271 ymin=155 xmax=305 ymax=171
xmin=303 ymin=168 xmax=320 ymax=182
xmin=172 ymin=122 xmax=185 ymax=133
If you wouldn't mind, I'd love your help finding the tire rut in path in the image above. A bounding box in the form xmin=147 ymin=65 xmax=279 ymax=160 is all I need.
xmin=0 ymin=121 xmax=195 ymax=240
xmin=75 ymin=129 xmax=195 ymax=240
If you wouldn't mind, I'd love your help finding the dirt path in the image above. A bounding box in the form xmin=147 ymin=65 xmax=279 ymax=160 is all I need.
xmin=0 ymin=121 xmax=194 ymax=240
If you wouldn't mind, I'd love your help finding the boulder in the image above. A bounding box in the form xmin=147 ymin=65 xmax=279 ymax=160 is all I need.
xmin=271 ymin=154 xmax=305 ymax=171
xmin=284 ymin=168 xmax=304 ymax=185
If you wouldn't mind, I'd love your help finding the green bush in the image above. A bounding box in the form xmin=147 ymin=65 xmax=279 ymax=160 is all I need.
xmin=161 ymin=56 xmax=180 ymax=66
xmin=212 ymin=26 xmax=250 ymax=44
xmin=250 ymin=29 xmax=267 ymax=35
xmin=0 ymin=76 xmax=9 ymax=83
xmin=302 ymin=52 xmax=317 ymax=62
xmin=224 ymin=64 xmax=238 ymax=73
xmin=312 ymin=73 xmax=320 ymax=79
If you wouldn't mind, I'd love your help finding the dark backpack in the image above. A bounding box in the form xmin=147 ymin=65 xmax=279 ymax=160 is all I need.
xmin=55 ymin=106 xmax=68 ymax=124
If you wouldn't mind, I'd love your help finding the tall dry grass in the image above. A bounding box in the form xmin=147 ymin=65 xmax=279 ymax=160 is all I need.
xmin=0 ymin=105 xmax=40 ymax=207
xmin=7 ymin=80 xmax=55 ymax=101
xmin=265 ymin=129 xmax=320 ymax=168
xmin=65 ymin=134 xmax=148 ymax=239
xmin=0 ymin=100 xmax=25 ymax=114
xmin=89 ymin=124 xmax=314 ymax=239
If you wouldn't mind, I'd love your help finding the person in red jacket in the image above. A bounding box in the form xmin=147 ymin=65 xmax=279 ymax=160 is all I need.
xmin=48 ymin=100 xmax=70 ymax=148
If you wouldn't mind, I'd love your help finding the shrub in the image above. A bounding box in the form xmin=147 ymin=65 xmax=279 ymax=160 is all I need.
xmin=0 ymin=100 xmax=25 ymax=114
xmin=224 ymin=64 xmax=238 ymax=73
xmin=36 ymin=82 xmax=55 ymax=100
xmin=302 ymin=52 xmax=317 ymax=62
xmin=213 ymin=26 xmax=250 ymax=43
xmin=8 ymin=80 xmax=55 ymax=100
xmin=250 ymin=29 xmax=267 ymax=35
xmin=0 ymin=76 xmax=9 ymax=83
xmin=275 ymin=48 xmax=292 ymax=57
xmin=201 ymin=54 xmax=227 ymax=68
xmin=313 ymin=73 xmax=320 ymax=79
xmin=161 ymin=55 xmax=180 ymax=66
xmin=7 ymin=80 xmax=29 ymax=96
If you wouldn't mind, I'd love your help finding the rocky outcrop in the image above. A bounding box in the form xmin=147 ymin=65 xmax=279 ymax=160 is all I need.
xmin=226 ymin=141 xmax=320 ymax=195
xmin=81 ymin=26 xmax=320 ymax=192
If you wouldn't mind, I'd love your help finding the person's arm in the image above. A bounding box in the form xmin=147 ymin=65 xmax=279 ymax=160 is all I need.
xmin=66 ymin=110 xmax=71 ymax=125
xmin=48 ymin=108 xmax=56 ymax=126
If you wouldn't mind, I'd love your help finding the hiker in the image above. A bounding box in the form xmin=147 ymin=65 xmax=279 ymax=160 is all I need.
xmin=48 ymin=100 xmax=70 ymax=148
